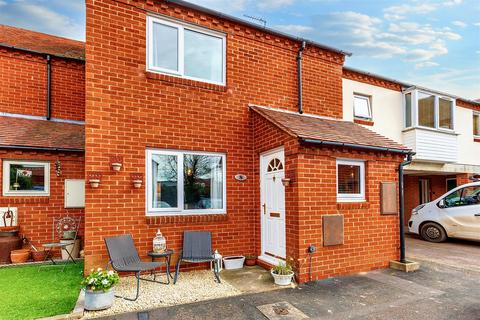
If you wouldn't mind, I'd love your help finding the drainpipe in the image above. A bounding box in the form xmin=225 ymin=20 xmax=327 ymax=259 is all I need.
xmin=398 ymin=152 xmax=414 ymax=263
xmin=46 ymin=54 xmax=52 ymax=120
xmin=297 ymin=41 xmax=306 ymax=114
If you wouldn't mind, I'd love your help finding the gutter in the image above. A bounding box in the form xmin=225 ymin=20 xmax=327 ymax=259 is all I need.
xmin=163 ymin=0 xmax=351 ymax=57
xmin=0 ymin=145 xmax=84 ymax=153
xmin=398 ymin=153 xmax=414 ymax=263
xmin=297 ymin=41 xmax=306 ymax=114
xmin=301 ymin=138 xmax=412 ymax=155
xmin=46 ymin=55 xmax=52 ymax=120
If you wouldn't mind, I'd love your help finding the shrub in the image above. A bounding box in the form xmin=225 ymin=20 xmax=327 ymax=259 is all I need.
xmin=271 ymin=262 xmax=293 ymax=275
xmin=82 ymin=268 xmax=119 ymax=292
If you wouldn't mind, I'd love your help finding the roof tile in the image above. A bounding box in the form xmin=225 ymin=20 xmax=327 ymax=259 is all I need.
xmin=251 ymin=106 xmax=410 ymax=153
xmin=0 ymin=24 xmax=85 ymax=60
xmin=0 ymin=117 xmax=84 ymax=151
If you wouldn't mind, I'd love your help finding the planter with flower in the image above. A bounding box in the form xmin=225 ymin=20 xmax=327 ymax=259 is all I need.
xmin=82 ymin=268 xmax=120 ymax=311
xmin=271 ymin=261 xmax=294 ymax=286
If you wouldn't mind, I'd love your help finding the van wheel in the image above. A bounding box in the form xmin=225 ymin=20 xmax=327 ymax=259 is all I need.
xmin=420 ymin=222 xmax=447 ymax=243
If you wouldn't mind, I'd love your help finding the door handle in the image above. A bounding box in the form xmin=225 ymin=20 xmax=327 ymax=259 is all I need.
xmin=262 ymin=204 xmax=266 ymax=215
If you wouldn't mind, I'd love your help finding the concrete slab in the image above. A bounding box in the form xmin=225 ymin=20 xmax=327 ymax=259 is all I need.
xmin=221 ymin=265 xmax=295 ymax=293
xmin=257 ymin=301 xmax=309 ymax=320
xmin=406 ymin=235 xmax=480 ymax=272
xmin=389 ymin=260 xmax=420 ymax=272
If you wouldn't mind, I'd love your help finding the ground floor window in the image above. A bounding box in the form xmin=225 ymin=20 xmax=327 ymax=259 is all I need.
xmin=2 ymin=160 xmax=50 ymax=196
xmin=146 ymin=149 xmax=226 ymax=215
xmin=336 ymin=159 xmax=365 ymax=202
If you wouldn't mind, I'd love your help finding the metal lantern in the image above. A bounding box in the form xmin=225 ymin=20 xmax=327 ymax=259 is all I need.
xmin=152 ymin=229 xmax=166 ymax=253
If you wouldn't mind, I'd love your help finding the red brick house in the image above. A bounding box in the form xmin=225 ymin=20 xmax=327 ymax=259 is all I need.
xmin=0 ymin=25 xmax=85 ymax=249
xmin=83 ymin=0 xmax=412 ymax=283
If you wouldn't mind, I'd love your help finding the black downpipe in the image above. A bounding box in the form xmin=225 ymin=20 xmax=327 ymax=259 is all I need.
xmin=399 ymin=153 xmax=414 ymax=263
xmin=46 ymin=54 xmax=52 ymax=120
xmin=297 ymin=41 xmax=306 ymax=114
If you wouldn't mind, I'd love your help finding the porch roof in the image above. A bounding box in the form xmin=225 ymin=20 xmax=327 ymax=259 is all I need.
xmin=0 ymin=116 xmax=84 ymax=152
xmin=250 ymin=105 xmax=411 ymax=154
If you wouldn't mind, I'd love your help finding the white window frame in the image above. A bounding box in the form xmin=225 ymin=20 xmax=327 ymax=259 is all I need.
xmin=474 ymin=112 xmax=480 ymax=138
xmin=403 ymin=89 xmax=455 ymax=132
xmin=146 ymin=15 xmax=226 ymax=86
xmin=336 ymin=159 xmax=365 ymax=202
xmin=146 ymin=149 xmax=227 ymax=216
xmin=2 ymin=160 xmax=50 ymax=196
xmin=353 ymin=94 xmax=372 ymax=120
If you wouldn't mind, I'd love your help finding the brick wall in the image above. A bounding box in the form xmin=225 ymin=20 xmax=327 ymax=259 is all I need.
xmin=294 ymin=147 xmax=403 ymax=282
xmin=84 ymin=0 xmax=345 ymax=270
xmin=0 ymin=150 xmax=84 ymax=251
xmin=0 ymin=47 xmax=85 ymax=121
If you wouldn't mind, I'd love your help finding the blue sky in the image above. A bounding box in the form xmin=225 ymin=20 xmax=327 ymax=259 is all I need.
xmin=0 ymin=0 xmax=478 ymax=99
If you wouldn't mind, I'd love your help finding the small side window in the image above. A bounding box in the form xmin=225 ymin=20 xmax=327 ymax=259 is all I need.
xmin=337 ymin=159 xmax=365 ymax=202
xmin=2 ymin=160 xmax=50 ymax=196
xmin=353 ymin=94 xmax=372 ymax=120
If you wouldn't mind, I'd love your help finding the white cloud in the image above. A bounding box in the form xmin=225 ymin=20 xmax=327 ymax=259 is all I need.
xmin=443 ymin=0 xmax=463 ymax=6
xmin=415 ymin=61 xmax=439 ymax=68
xmin=0 ymin=1 xmax=85 ymax=40
xmin=452 ymin=20 xmax=467 ymax=28
xmin=474 ymin=22 xmax=480 ymax=27
xmin=384 ymin=3 xmax=437 ymax=16
xmin=274 ymin=24 xmax=314 ymax=34
xmin=257 ymin=0 xmax=294 ymax=10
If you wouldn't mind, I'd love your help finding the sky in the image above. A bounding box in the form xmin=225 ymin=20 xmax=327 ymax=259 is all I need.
xmin=0 ymin=0 xmax=478 ymax=99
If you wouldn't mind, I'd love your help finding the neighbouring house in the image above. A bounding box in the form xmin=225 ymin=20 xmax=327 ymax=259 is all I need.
xmin=342 ymin=67 xmax=480 ymax=224
xmin=83 ymin=0 xmax=411 ymax=283
xmin=0 ymin=25 xmax=85 ymax=250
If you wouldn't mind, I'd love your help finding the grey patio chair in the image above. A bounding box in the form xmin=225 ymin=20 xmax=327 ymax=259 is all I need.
xmin=174 ymin=231 xmax=220 ymax=284
xmin=41 ymin=216 xmax=81 ymax=272
xmin=104 ymin=234 xmax=164 ymax=301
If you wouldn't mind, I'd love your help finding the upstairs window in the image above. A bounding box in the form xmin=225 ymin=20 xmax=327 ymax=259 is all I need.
xmin=353 ymin=94 xmax=372 ymax=120
xmin=404 ymin=89 xmax=455 ymax=131
xmin=2 ymin=160 xmax=50 ymax=196
xmin=147 ymin=16 xmax=226 ymax=85
xmin=474 ymin=112 xmax=480 ymax=137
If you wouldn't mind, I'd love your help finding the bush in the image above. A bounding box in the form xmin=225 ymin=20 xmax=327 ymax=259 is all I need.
xmin=82 ymin=268 xmax=119 ymax=292
xmin=271 ymin=262 xmax=293 ymax=275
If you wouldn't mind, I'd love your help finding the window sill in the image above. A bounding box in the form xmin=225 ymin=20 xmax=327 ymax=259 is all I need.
xmin=402 ymin=126 xmax=459 ymax=136
xmin=146 ymin=213 xmax=228 ymax=225
xmin=337 ymin=201 xmax=369 ymax=210
xmin=354 ymin=118 xmax=374 ymax=126
xmin=145 ymin=71 xmax=227 ymax=93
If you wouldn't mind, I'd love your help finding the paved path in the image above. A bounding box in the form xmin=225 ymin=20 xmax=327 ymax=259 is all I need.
xmin=98 ymin=251 xmax=480 ymax=319
xmin=406 ymin=235 xmax=480 ymax=272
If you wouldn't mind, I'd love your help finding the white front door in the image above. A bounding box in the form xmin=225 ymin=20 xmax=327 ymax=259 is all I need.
xmin=260 ymin=148 xmax=286 ymax=264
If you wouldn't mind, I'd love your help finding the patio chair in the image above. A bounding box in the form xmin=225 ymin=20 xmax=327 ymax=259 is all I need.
xmin=41 ymin=216 xmax=81 ymax=272
xmin=174 ymin=231 xmax=220 ymax=284
xmin=104 ymin=234 xmax=164 ymax=301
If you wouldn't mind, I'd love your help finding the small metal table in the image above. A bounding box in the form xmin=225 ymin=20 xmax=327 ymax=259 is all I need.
xmin=147 ymin=249 xmax=174 ymax=284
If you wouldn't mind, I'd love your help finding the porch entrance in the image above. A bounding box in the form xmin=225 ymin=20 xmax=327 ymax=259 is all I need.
xmin=259 ymin=147 xmax=286 ymax=265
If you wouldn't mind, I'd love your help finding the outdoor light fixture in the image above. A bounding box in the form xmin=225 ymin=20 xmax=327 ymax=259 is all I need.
xmin=131 ymin=173 xmax=143 ymax=188
xmin=88 ymin=172 xmax=102 ymax=188
xmin=281 ymin=178 xmax=291 ymax=186
xmin=110 ymin=155 xmax=123 ymax=172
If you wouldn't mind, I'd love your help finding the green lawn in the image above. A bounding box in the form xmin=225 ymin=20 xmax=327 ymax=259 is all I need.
xmin=0 ymin=262 xmax=84 ymax=320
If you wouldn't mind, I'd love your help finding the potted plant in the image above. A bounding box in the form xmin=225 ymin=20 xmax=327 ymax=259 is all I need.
xmin=82 ymin=268 xmax=120 ymax=311
xmin=245 ymin=255 xmax=257 ymax=266
xmin=271 ymin=262 xmax=294 ymax=286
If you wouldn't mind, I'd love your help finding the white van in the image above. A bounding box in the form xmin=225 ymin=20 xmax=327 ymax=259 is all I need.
xmin=408 ymin=182 xmax=480 ymax=242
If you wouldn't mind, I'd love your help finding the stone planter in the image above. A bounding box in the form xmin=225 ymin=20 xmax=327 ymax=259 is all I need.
xmin=84 ymin=288 xmax=115 ymax=311
xmin=223 ymin=256 xmax=245 ymax=270
xmin=60 ymin=239 xmax=80 ymax=260
xmin=271 ymin=270 xmax=294 ymax=286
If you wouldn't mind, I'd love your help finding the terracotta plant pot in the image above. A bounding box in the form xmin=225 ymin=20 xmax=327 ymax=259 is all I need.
xmin=245 ymin=257 xmax=257 ymax=266
xmin=31 ymin=250 xmax=46 ymax=262
xmin=10 ymin=249 xmax=30 ymax=263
